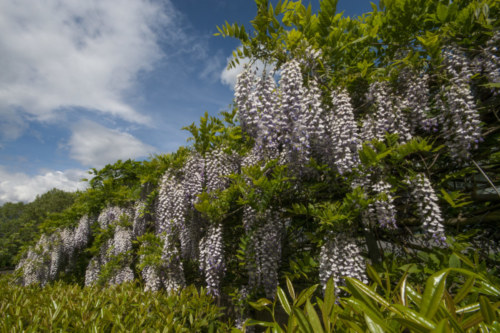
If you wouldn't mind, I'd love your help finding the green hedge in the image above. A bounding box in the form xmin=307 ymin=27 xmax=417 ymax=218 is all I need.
xmin=0 ymin=276 xmax=232 ymax=332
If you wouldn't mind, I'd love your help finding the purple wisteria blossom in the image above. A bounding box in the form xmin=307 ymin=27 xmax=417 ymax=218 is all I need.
xmin=329 ymin=88 xmax=361 ymax=174
xmin=399 ymin=69 xmax=437 ymax=133
xmin=199 ymin=223 xmax=225 ymax=296
xmin=243 ymin=206 xmax=286 ymax=299
xmin=365 ymin=180 xmax=398 ymax=229
xmin=438 ymin=47 xmax=482 ymax=161
xmin=408 ymin=174 xmax=447 ymax=246
xmin=235 ymin=65 xmax=259 ymax=137
xmin=319 ymin=233 xmax=368 ymax=293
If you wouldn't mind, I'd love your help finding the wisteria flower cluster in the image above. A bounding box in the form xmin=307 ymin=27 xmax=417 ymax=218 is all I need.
xmin=152 ymin=148 xmax=239 ymax=293
xmin=319 ymin=233 xmax=368 ymax=293
xmin=243 ymin=206 xmax=286 ymax=299
xmin=17 ymin=215 xmax=92 ymax=286
xmin=199 ymin=223 xmax=225 ymax=296
xmin=399 ymin=69 xmax=437 ymax=133
xmin=480 ymin=31 xmax=500 ymax=86
xmin=438 ymin=47 xmax=482 ymax=161
xmin=235 ymin=60 xmax=315 ymax=172
xmin=85 ymin=206 xmax=135 ymax=286
xmin=407 ymin=174 xmax=447 ymax=246
xmin=235 ymin=58 xmax=366 ymax=175
xmin=329 ymin=88 xmax=361 ymax=174
xmin=365 ymin=180 xmax=398 ymax=229
xmin=362 ymin=81 xmax=413 ymax=143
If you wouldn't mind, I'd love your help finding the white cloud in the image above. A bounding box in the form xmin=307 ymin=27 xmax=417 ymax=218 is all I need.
xmin=220 ymin=56 xmax=270 ymax=90
xmin=0 ymin=0 xmax=177 ymax=126
xmin=68 ymin=119 xmax=156 ymax=168
xmin=0 ymin=167 xmax=88 ymax=204
xmin=199 ymin=51 xmax=225 ymax=83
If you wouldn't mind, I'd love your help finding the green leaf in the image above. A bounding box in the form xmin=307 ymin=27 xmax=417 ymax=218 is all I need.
xmin=453 ymin=276 xmax=475 ymax=304
xmin=393 ymin=304 xmax=436 ymax=331
xmin=479 ymin=296 xmax=497 ymax=325
xmin=461 ymin=310 xmax=484 ymax=330
xmin=286 ymin=276 xmax=296 ymax=301
xmin=245 ymin=319 xmax=275 ymax=328
xmin=452 ymin=253 xmax=476 ymax=269
xmin=400 ymin=273 xmax=408 ymax=306
xmin=292 ymin=307 xmax=314 ymax=333
xmin=295 ymin=284 xmax=318 ymax=307
xmin=366 ymin=264 xmax=383 ymax=289
xmin=476 ymin=281 xmax=500 ymax=297
xmin=448 ymin=254 xmax=461 ymax=268
xmin=482 ymin=82 xmax=500 ymax=88
xmin=456 ymin=302 xmax=480 ymax=315
xmin=420 ymin=270 xmax=448 ymax=320
xmin=323 ymin=278 xmax=335 ymax=324
xmin=431 ymin=319 xmax=449 ymax=333
xmin=344 ymin=277 xmax=392 ymax=311
xmin=365 ymin=313 xmax=386 ymax=333
xmin=440 ymin=189 xmax=456 ymax=207
xmin=405 ymin=285 xmax=422 ymax=307
xmin=249 ymin=298 xmax=272 ymax=311
xmin=436 ymin=3 xmax=448 ymax=22
xmin=344 ymin=299 xmax=391 ymax=333
xmin=277 ymin=287 xmax=292 ymax=316
xmin=305 ymin=300 xmax=324 ymax=333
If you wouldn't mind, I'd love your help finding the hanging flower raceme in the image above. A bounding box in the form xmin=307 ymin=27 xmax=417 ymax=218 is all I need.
xmin=243 ymin=206 xmax=286 ymax=299
xmin=319 ymin=232 xmax=368 ymax=294
xmin=133 ymin=201 xmax=148 ymax=238
xmin=297 ymin=45 xmax=323 ymax=69
xmin=399 ymin=69 xmax=437 ymax=133
xmin=159 ymin=232 xmax=186 ymax=292
xmin=74 ymin=215 xmax=92 ymax=250
xmin=329 ymin=88 xmax=361 ymax=174
xmin=235 ymin=65 xmax=259 ymax=137
xmin=254 ymin=72 xmax=281 ymax=158
xmin=181 ymin=152 xmax=205 ymax=207
xmin=408 ymin=174 xmax=447 ymax=246
xmin=199 ymin=223 xmax=225 ymax=296
xmin=205 ymin=147 xmax=240 ymax=193
xmin=365 ymin=180 xmax=398 ymax=229
xmin=85 ymin=206 xmax=134 ymax=286
xmin=109 ymin=225 xmax=134 ymax=285
xmin=142 ymin=264 xmax=162 ymax=292
xmin=367 ymin=81 xmax=413 ymax=143
xmin=480 ymin=31 xmax=500 ymax=86
xmin=437 ymin=47 xmax=482 ymax=161
xmin=279 ymin=59 xmax=310 ymax=169
xmin=304 ymin=77 xmax=329 ymax=161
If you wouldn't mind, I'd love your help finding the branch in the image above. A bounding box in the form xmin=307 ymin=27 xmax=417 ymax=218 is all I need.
xmin=445 ymin=210 xmax=500 ymax=226
xmin=400 ymin=210 xmax=500 ymax=227
xmin=472 ymin=160 xmax=500 ymax=199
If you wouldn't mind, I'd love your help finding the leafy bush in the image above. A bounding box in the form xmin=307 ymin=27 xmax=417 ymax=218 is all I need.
xmin=0 ymin=275 xmax=232 ymax=332
xmin=245 ymin=255 xmax=500 ymax=332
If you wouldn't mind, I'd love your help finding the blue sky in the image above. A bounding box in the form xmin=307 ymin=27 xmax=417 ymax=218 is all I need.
xmin=0 ymin=0 xmax=374 ymax=204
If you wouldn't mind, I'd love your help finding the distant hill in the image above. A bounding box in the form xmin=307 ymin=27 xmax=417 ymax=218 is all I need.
xmin=0 ymin=188 xmax=77 ymax=269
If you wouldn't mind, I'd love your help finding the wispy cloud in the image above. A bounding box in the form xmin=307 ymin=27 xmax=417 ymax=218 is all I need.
xmin=68 ymin=119 xmax=156 ymax=168
xmin=199 ymin=51 xmax=225 ymax=83
xmin=0 ymin=167 xmax=88 ymax=204
xmin=0 ymin=0 xmax=177 ymax=128
xmin=220 ymin=55 xmax=270 ymax=90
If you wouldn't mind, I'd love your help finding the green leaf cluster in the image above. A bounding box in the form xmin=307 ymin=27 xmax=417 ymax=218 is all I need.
xmin=0 ymin=275 xmax=232 ymax=332
xmin=244 ymin=254 xmax=500 ymax=332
